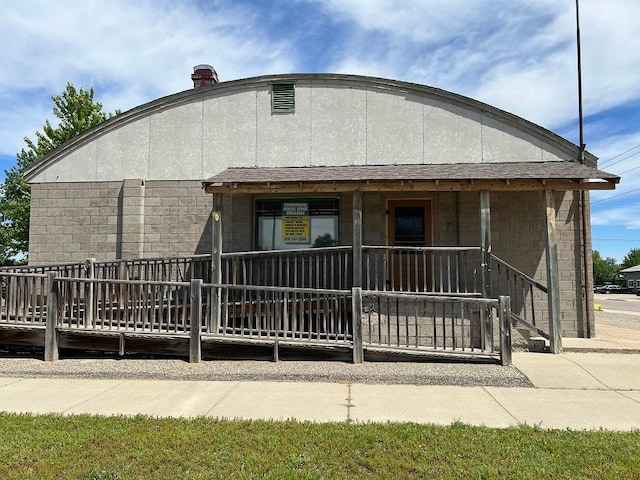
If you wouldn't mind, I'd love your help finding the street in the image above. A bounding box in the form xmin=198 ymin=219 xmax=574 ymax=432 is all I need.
xmin=594 ymin=293 xmax=640 ymax=314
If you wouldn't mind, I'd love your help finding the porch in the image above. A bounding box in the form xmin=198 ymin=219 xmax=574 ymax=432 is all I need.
xmin=0 ymin=247 xmax=535 ymax=365
xmin=204 ymin=162 xmax=619 ymax=355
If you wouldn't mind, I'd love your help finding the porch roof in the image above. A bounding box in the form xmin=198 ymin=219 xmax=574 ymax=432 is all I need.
xmin=203 ymin=161 xmax=619 ymax=194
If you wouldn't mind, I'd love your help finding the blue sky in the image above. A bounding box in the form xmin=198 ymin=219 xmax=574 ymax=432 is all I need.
xmin=1 ymin=0 xmax=639 ymax=262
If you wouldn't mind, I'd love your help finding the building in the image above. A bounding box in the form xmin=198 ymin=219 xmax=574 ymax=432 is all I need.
xmin=24 ymin=68 xmax=619 ymax=344
xmin=621 ymin=265 xmax=640 ymax=293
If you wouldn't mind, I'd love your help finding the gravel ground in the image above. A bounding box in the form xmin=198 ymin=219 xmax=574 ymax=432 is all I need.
xmin=0 ymin=347 xmax=533 ymax=388
xmin=595 ymin=310 xmax=640 ymax=331
xmin=2 ymin=310 xmax=636 ymax=389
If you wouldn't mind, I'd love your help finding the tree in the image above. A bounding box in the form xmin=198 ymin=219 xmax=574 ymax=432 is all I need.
xmin=312 ymin=233 xmax=336 ymax=248
xmin=592 ymin=250 xmax=619 ymax=285
xmin=620 ymin=248 xmax=640 ymax=270
xmin=0 ymin=83 xmax=119 ymax=263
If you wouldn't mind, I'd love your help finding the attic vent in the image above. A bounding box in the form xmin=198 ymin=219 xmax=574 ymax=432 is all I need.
xmin=271 ymin=83 xmax=295 ymax=113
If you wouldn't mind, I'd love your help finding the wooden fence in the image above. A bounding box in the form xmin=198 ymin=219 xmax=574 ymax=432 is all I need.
xmin=0 ymin=271 xmax=512 ymax=365
xmin=0 ymin=247 xmax=531 ymax=364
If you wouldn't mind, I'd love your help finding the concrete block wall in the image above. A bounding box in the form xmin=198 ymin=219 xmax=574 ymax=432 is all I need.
xmin=29 ymin=182 xmax=122 ymax=264
xmin=382 ymin=189 xmax=586 ymax=337
xmin=142 ymin=180 xmax=211 ymax=258
xmin=29 ymin=182 xmax=587 ymax=336
xmin=29 ymin=180 xmax=213 ymax=264
xmin=488 ymin=190 xmax=586 ymax=337
xmin=121 ymin=179 xmax=145 ymax=259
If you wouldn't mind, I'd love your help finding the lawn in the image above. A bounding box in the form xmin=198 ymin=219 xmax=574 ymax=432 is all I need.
xmin=0 ymin=413 xmax=638 ymax=479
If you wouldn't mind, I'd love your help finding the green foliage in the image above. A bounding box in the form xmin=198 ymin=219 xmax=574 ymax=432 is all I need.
xmin=621 ymin=248 xmax=640 ymax=270
xmin=312 ymin=233 xmax=336 ymax=248
xmin=0 ymin=414 xmax=639 ymax=479
xmin=592 ymin=250 xmax=619 ymax=285
xmin=0 ymin=83 xmax=119 ymax=263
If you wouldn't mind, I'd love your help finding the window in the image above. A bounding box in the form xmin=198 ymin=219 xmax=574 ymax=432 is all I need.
xmin=394 ymin=206 xmax=426 ymax=246
xmin=636 ymin=280 xmax=640 ymax=288
xmin=271 ymin=83 xmax=295 ymax=113
xmin=256 ymin=198 xmax=339 ymax=250
xmin=629 ymin=280 xmax=635 ymax=288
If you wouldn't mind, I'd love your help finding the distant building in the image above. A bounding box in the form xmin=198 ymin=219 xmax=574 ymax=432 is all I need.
xmin=621 ymin=265 xmax=640 ymax=293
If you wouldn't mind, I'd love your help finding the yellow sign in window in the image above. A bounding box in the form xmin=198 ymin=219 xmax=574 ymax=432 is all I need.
xmin=282 ymin=202 xmax=310 ymax=244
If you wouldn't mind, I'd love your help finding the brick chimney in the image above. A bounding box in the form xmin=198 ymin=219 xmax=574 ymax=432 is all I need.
xmin=191 ymin=64 xmax=219 ymax=88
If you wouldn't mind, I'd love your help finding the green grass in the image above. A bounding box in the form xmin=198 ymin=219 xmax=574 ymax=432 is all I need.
xmin=0 ymin=413 xmax=638 ymax=479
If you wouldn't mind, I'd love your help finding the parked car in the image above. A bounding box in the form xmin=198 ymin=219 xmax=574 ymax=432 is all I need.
xmin=595 ymin=284 xmax=623 ymax=294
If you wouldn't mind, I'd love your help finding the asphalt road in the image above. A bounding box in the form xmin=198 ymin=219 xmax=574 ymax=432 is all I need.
xmin=594 ymin=293 xmax=640 ymax=314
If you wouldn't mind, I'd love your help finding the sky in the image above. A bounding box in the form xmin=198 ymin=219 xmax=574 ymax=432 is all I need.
xmin=0 ymin=0 xmax=639 ymax=262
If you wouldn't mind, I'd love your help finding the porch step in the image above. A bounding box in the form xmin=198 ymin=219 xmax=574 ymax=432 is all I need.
xmin=514 ymin=327 xmax=547 ymax=352
xmin=528 ymin=336 xmax=548 ymax=352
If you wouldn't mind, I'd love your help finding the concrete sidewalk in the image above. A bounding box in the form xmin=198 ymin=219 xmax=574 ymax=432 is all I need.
xmin=1 ymin=352 xmax=639 ymax=431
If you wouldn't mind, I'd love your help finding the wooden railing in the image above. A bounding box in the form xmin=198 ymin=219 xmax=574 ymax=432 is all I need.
xmin=206 ymin=284 xmax=353 ymax=343
xmin=360 ymin=291 xmax=508 ymax=356
xmin=361 ymin=246 xmax=483 ymax=294
xmin=0 ymin=272 xmax=48 ymax=325
xmin=489 ymin=254 xmax=549 ymax=340
xmin=0 ymin=262 xmax=84 ymax=278
xmin=221 ymin=247 xmax=352 ymax=290
xmin=55 ymin=277 xmax=192 ymax=334
xmin=0 ymin=247 xmax=535 ymax=363
xmin=0 ymin=272 xmax=513 ymax=365
xmin=93 ymin=255 xmax=211 ymax=283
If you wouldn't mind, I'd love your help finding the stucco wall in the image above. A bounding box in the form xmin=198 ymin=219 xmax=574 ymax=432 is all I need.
xmin=28 ymin=79 xmax=576 ymax=184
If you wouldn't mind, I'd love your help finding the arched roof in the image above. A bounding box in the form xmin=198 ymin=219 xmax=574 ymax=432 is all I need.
xmin=25 ymin=73 xmax=599 ymax=182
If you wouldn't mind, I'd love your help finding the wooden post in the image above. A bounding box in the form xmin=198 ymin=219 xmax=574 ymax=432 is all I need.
xmin=211 ymin=193 xmax=223 ymax=333
xmin=189 ymin=278 xmax=203 ymax=363
xmin=273 ymin=338 xmax=280 ymax=363
xmin=85 ymin=258 xmax=95 ymax=328
xmin=351 ymin=287 xmax=364 ymax=364
xmin=479 ymin=190 xmax=492 ymax=351
xmin=544 ymin=190 xmax=563 ymax=354
xmin=581 ymin=190 xmax=596 ymax=337
xmin=44 ymin=272 xmax=59 ymax=362
xmin=352 ymin=191 xmax=363 ymax=288
xmin=351 ymin=191 xmax=364 ymax=364
xmin=499 ymin=296 xmax=512 ymax=366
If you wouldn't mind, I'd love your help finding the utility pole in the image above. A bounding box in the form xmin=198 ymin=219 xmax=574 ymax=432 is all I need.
xmin=576 ymin=0 xmax=595 ymax=338
xmin=576 ymin=0 xmax=585 ymax=156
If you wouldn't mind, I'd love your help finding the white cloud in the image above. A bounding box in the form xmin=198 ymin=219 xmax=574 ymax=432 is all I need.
xmin=592 ymin=205 xmax=640 ymax=230
xmin=0 ymin=0 xmax=295 ymax=158
xmin=305 ymin=0 xmax=640 ymax=134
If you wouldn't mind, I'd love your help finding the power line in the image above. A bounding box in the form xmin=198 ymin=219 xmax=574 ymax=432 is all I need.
xmin=592 ymin=238 xmax=640 ymax=242
xmin=591 ymin=186 xmax=640 ymax=204
xmin=599 ymin=149 xmax=640 ymax=170
xmin=614 ymin=163 xmax=640 ymax=176
xmin=599 ymin=144 xmax=640 ymax=168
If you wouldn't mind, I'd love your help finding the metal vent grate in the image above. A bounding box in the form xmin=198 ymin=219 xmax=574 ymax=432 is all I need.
xmin=271 ymin=83 xmax=295 ymax=113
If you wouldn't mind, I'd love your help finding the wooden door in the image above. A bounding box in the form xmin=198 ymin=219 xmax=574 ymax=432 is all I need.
xmin=387 ymin=199 xmax=433 ymax=291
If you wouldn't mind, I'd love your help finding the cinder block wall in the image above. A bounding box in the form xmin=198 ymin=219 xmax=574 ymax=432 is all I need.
xmin=142 ymin=180 xmax=211 ymax=258
xmin=29 ymin=184 xmax=586 ymax=336
xmin=29 ymin=182 xmax=122 ymax=263
xmin=29 ymin=180 xmax=213 ymax=264
xmin=463 ymin=190 xmax=586 ymax=337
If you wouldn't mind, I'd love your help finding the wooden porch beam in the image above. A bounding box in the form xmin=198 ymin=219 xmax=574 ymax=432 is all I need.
xmin=544 ymin=190 xmax=563 ymax=354
xmin=352 ymin=191 xmax=364 ymax=364
xmin=480 ymin=190 xmax=492 ymax=351
xmin=211 ymin=193 xmax=222 ymax=333
xmin=204 ymin=179 xmax=617 ymax=195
